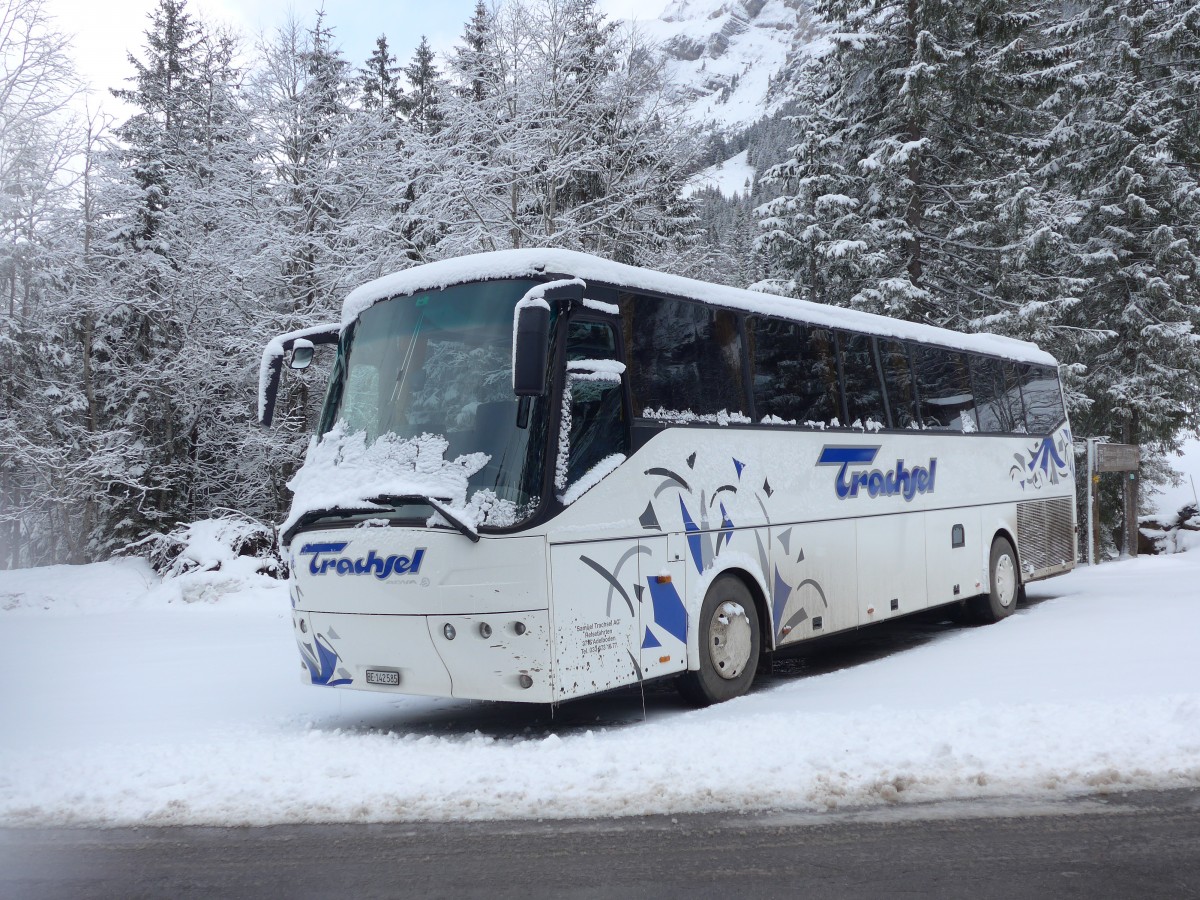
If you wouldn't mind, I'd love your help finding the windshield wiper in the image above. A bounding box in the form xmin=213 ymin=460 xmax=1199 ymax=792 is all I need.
xmin=370 ymin=494 xmax=480 ymax=543
xmin=284 ymin=505 xmax=389 ymax=545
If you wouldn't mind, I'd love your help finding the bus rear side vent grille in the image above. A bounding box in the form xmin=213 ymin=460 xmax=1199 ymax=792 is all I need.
xmin=1017 ymin=497 xmax=1075 ymax=575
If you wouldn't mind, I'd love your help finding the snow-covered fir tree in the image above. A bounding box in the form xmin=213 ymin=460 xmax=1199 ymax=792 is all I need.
xmin=1042 ymin=0 xmax=1200 ymax=455
xmin=401 ymin=36 xmax=445 ymax=135
xmin=758 ymin=0 xmax=1086 ymax=342
xmin=360 ymin=35 xmax=405 ymax=120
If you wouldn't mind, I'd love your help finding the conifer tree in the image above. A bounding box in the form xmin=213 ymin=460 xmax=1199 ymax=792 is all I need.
xmin=1044 ymin=0 xmax=1200 ymax=453
xmin=401 ymin=37 xmax=444 ymax=134
xmin=759 ymin=0 xmax=1082 ymax=339
xmin=455 ymin=0 xmax=496 ymax=103
xmin=361 ymin=35 xmax=404 ymax=119
xmin=110 ymin=0 xmax=204 ymax=253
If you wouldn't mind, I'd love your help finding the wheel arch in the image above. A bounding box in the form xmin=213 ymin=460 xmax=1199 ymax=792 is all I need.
xmin=686 ymin=554 xmax=773 ymax=670
xmin=725 ymin=567 xmax=773 ymax=655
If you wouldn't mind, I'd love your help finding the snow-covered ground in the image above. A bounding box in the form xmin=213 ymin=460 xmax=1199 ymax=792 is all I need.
xmin=2 ymin=552 xmax=1198 ymax=827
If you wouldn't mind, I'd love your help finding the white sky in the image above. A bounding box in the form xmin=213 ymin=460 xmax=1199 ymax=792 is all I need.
xmin=47 ymin=0 xmax=656 ymax=119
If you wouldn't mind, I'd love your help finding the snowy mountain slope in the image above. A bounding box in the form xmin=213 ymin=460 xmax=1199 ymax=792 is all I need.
xmin=2 ymin=553 xmax=1198 ymax=825
xmin=636 ymin=0 xmax=822 ymax=127
xmin=684 ymin=148 xmax=757 ymax=197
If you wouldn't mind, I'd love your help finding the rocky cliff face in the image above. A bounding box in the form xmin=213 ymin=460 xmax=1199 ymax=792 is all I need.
xmin=636 ymin=0 xmax=819 ymax=127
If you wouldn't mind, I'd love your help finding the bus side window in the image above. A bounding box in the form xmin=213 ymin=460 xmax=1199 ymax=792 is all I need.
xmin=878 ymin=339 xmax=919 ymax=429
xmin=1000 ymin=362 xmax=1027 ymax=433
xmin=912 ymin=344 xmax=977 ymax=432
xmin=558 ymin=320 xmax=628 ymax=494
xmin=839 ymin=331 xmax=887 ymax=430
xmin=748 ymin=317 xmax=838 ymax=426
xmin=1018 ymin=364 xmax=1066 ymax=434
xmin=971 ymin=356 xmax=1020 ymax=433
xmin=622 ymin=295 xmax=747 ymax=419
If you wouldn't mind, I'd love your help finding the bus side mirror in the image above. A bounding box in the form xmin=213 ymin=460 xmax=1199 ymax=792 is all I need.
xmin=289 ymin=339 xmax=315 ymax=370
xmin=512 ymin=279 xmax=584 ymax=398
xmin=514 ymin=303 xmax=551 ymax=397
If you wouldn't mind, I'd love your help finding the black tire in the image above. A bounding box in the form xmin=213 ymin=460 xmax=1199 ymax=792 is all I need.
xmin=678 ymin=575 xmax=761 ymax=707
xmin=968 ymin=537 xmax=1020 ymax=624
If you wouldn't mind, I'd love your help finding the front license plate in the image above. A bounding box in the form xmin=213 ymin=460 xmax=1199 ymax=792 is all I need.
xmin=366 ymin=669 xmax=400 ymax=686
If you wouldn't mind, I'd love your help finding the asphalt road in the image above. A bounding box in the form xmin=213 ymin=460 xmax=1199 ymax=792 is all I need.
xmin=3 ymin=788 xmax=1199 ymax=899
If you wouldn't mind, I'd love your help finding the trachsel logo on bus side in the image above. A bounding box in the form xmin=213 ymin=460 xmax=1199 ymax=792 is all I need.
xmin=299 ymin=542 xmax=426 ymax=579
xmin=817 ymin=446 xmax=937 ymax=501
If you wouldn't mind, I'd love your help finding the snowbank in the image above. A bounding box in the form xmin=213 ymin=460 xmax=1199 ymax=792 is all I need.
xmin=0 ymin=558 xmax=157 ymax=617
xmin=2 ymin=554 xmax=1198 ymax=825
xmin=1139 ymin=505 xmax=1200 ymax=556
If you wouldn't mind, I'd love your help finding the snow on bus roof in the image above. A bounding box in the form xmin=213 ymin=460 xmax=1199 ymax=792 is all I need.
xmin=342 ymin=249 xmax=1057 ymax=366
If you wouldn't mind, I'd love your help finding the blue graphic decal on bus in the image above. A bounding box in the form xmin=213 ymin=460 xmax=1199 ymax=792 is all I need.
xmin=299 ymin=542 xmax=426 ymax=579
xmin=817 ymin=446 xmax=937 ymax=501
xmin=299 ymin=632 xmax=353 ymax=686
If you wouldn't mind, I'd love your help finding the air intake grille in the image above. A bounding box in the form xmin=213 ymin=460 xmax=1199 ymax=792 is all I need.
xmin=1017 ymin=497 xmax=1076 ymax=576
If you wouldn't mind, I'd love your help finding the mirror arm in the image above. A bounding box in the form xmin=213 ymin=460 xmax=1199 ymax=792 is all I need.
xmin=258 ymin=323 xmax=341 ymax=427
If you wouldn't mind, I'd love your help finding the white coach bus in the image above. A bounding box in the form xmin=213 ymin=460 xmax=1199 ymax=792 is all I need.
xmin=259 ymin=249 xmax=1076 ymax=706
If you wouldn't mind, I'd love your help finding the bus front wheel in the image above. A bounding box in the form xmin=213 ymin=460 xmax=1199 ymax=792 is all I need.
xmin=678 ymin=575 xmax=761 ymax=707
xmin=970 ymin=537 xmax=1020 ymax=624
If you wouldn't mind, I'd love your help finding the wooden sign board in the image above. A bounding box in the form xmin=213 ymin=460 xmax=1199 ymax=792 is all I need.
xmin=1096 ymin=443 xmax=1140 ymax=473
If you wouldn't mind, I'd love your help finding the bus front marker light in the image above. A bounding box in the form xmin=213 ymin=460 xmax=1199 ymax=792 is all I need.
xmin=519 ymin=674 xmax=533 ymax=689
xmin=479 ymin=622 xmax=492 ymax=639
xmin=443 ymin=623 xmax=457 ymax=640
xmin=513 ymin=621 xmax=527 ymax=635
xmin=299 ymin=618 xmax=307 ymax=633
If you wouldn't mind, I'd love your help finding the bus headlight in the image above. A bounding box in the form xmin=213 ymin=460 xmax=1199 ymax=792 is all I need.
xmin=518 ymin=674 xmax=533 ymax=689
xmin=443 ymin=623 xmax=457 ymax=640
xmin=479 ymin=622 xmax=492 ymax=639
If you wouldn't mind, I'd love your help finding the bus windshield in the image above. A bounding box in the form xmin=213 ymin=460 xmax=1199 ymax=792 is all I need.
xmin=317 ymin=279 xmax=548 ymax=526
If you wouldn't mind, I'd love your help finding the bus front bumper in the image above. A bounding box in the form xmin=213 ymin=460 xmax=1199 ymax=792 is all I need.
xmin=292 ymin=608 xmax=554 ymax=703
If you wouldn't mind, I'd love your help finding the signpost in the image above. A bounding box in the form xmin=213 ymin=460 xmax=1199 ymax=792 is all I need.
xmin=1086 ymin=439 xmax=1140 ymax=565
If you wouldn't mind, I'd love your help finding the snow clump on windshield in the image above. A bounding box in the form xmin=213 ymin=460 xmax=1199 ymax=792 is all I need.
xmin=281 ymin=423 xmax=490 ymax=538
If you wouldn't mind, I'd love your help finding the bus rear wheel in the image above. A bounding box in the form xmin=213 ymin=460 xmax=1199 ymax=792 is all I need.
xmin=678 ymin=575 xmax=761 ymax=707
xmin=970 ymin=537 xmax=1020 ymax=624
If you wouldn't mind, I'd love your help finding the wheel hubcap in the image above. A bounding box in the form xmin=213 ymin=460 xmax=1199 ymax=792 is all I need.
xmin=995 ymin=553 xmax=1017 ymax=608
xmin=709 ymin=602 xmax=752 ymax=680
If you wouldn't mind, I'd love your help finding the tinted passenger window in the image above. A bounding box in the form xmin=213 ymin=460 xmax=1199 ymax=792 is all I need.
xmin=1018 ymin=364 xmax=1065 ymax=433
xmin=878 ymin=340 xmax=919 ymax=428
xmin=972 ymin=357 xmax=1024 ymax=433
xmin=621 ymin=296 xmax=747 ymax=419
xmin=560 ymin=321 xmax=627 ymax=492
xmin=566 ymin=320 xmax=617 ymax=361
xmin=840 ymin=332 xmax=888 ymax=429
xmin=749 ymin=317 xmax=839 ymax=426
xmin=912 ymin=345 xmax=976 ymax=431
